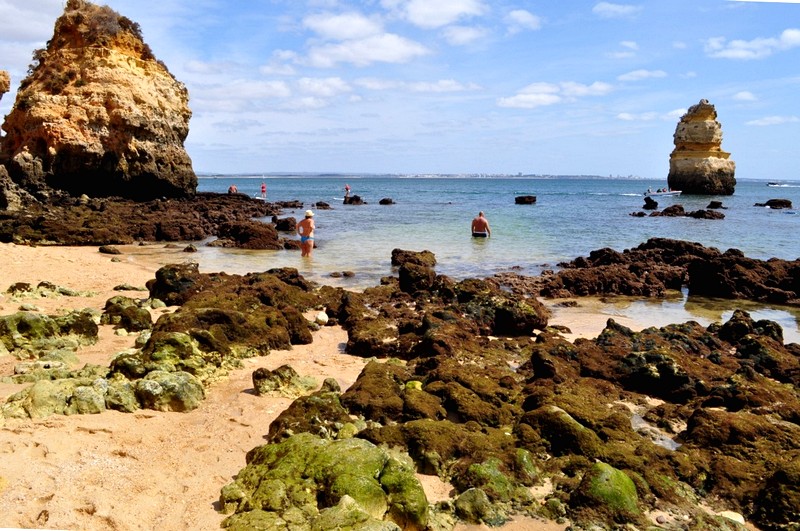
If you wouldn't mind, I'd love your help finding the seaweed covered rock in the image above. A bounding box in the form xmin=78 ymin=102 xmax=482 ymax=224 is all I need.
xmin=101 ymin=295 xmax=152 ymax=332
xmin=0 ymin=309 xmax=98 ymax=357
xmin=219 ymin=433 xmax=429 ymax=531
xmin=0 ymin=0 xmax=196 ymax=200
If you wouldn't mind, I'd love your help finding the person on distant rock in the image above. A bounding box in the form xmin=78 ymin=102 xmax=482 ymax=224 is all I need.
xmin=344 ymin=183 xmax=351 ymax=198
xmin=297 ymin=210 xmax=315 ymax=257
xmin=471 ymin=211 xmax=491 ymax=238
xmin=260 ymin=181 xmax=267 ymax=199
xmin=227 ymin=184 xmax=238 ymax=194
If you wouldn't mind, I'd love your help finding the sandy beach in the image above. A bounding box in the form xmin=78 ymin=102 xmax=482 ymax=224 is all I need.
xmin=0 ymin=242 xmax=651 ymax=531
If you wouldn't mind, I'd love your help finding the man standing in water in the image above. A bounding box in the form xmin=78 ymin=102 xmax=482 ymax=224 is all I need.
xmin=297 ymin=210 xmax=315 ymax=257
xmin=471 ymin=211 xmax=491 ymax=238
xmin=260 ymin=181 xmax=267 ymax=199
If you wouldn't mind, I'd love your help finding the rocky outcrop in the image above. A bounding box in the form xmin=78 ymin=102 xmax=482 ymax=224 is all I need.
xmin=0 ymin=70 xmax=9 ymax=101
xmin=0 ymin=0 xmax=195 ymax=201
xmin=667 ymin=99 xmax=736 ymax=195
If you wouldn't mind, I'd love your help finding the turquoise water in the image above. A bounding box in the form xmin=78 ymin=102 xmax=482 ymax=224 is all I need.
xmin=184 ymin=175 xmax=799 ymax=342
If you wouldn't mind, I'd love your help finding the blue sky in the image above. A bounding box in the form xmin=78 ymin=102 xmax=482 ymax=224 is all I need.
xmin=1 ymin=0 xmax=799 ymax=179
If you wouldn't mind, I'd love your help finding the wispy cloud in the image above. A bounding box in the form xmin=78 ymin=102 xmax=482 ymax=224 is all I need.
xmin=617 ymin=69 xmax=667 ymax=81
xmin=617 ymin=108 xmax=684 ymax=121
xmin=705 ymin=28 xmax=800 ymax=59
xmin=442 ymin=25 xmax=488 ymax=45
xmin=733 ymin=90 xmax=758 ymax=101
xmin=354 ymin=78 xmax=480 ymax=93
xmin=384 ymin=0 xmax=488 ymax=29
xmin=746 ymin=115 xmax=799 ymax=125
xmin=592 ymin=2 xmax=643 ymax=19
xmin=306 ymin=34 xmax=430 ymax=67
xmin=729 ymin=0 xmax=800 ymax=3
xmin=505 ymin=9 xmax=542 ymax=34
xmin=303 ymin=12 xmax=383 ymax=40
xmin=498 ymin=81 xmax=613 ymax=109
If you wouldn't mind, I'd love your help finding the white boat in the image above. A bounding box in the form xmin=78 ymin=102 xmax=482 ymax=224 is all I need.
xmin=644 ymin=190 xmax=682 ymax=197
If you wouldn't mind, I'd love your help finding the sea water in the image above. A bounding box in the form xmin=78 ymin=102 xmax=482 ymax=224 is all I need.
xmin=180 ymin=175 xmax=799 ymax=341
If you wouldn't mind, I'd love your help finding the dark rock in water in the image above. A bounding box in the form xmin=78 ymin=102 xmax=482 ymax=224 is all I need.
xmin=647 ymin=204 xmax=724 ymax=220
xmin=643 ymin=196 xmax=658 ymax=210
xmin=274 ymin=216 xmax=297 ymax=232
xmin=183 ymin=244 xmax=197 ymax=253
xmin=391 ymin=248 xmax=437 ymax=267
xmin=630 ymin=211 xmax=646 ymax=217
xmin=706 ymin=200 xmax=725 ymax=209
xmin=515 ymin=195 xmax=537 ymax=205
xmin=755 ymin=198 xmax=793 ymax=209
xmin=314 ymin=201 xmax=332 ymax=209
xmin=379 ymin=197 xmax=395 ymax=205
xmin=212 ymin=220 xmax=282 ymax=250
xmin=344 ymin=194 xmax=365 ymax=205
xmin=274 ymin=200 xmax=303 ymax=209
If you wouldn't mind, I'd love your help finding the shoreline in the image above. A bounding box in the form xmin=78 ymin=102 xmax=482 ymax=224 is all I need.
xmin=0 ymin=242 xmax=795 ymax=530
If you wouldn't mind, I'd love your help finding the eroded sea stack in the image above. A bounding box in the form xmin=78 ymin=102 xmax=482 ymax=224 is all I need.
xmin=0 ymin=70 xmax=9 ymax=101
xmin=667 ymin=99 xmax=736 ymax=195
xmin=0 ymin=0 xmax=196 ymax=201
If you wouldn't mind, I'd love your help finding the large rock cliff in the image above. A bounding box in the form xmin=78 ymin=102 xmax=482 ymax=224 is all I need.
xmin=0 ymin=0 xmax=196 ymax=201
xmin=667 ymin=99 xmax=736 ymax=195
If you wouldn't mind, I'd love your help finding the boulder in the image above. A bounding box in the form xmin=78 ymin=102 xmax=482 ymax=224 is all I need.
xmin=391 ymin=249 xmax=437 ymax=267
xmin=379 ymin=197 xmax=395 ymax=205
xmin=755 ymin=198 xmax=792 ymax=209
xmin=273 ymin=216 xmax=296 ymax=232
xmin=642 ymin=196 xmax=658 ymax=210
xmin=344 ymin=195 xmax=365 ymax=205
xmin=0 ymin=0 xmax=196 ymax=200
xmin=514 ymin=195 xmax=537 ymax=205
xmin=667 ymin=99 xmax=736 ymax=195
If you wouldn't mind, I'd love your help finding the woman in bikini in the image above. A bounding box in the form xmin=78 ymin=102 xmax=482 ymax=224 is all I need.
xmin=297 ymin=210 xmax=315 ymax=257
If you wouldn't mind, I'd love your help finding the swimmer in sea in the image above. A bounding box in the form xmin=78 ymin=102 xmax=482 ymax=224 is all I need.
xmin=471 ymin=211 xmax=491 ymax=238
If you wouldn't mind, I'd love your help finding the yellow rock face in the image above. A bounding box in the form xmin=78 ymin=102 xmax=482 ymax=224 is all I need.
xmin=667 ymin=99 xmax=736 ymax=195
xmin=0 ymin=70 xmax=9 ymax=101
xmin=0 ymin=0 xmax=196 ymax=200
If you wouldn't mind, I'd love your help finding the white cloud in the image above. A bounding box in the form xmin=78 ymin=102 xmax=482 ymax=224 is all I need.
xmin=673 ymin=41 xmax=688 ymax=50
xmin=407 ymin=79 xmax=480 ymax=92
xmin=354 ymin=78 xmax=480 ymax=93
xmin=297 ymin=77 xmax=351 ymax=97
xmin=733 ymin=90 xmax=757 ymax=101
xmin=617 ymin=112 xmax=659 ymax=121
xmin=592 ymin=2 xmax=643 ymax=19
xmin=185 ymin=60 xmax=236 ymax=75
xmin=617 ymin=69 xmax=667 ymax=81
xmin=620 ymin=41 xmax=639 ymax=50
xmin=306 ymin=33 xmax=429 ymax=67
xmin=705 ymin=28 xmax=800 ymax=59
xmin=746 ymin=115 xmax=799 ymax=126
xmin=497 ymin=81 xmax=612 ymax=108
xmin=442 ymin=25 xmax=488 ymax=45
xmin=303 ymin=12 xmax=383 ymax=40
xmin=505 ymin=9 xmax=542 ymax=34
xmin=199 ymin=80 xmax=292 ymax=100
xmin=617 ymin=109 xmax=684 ymax=121
xmin=388 ymin=0 xmax=488 ymax=29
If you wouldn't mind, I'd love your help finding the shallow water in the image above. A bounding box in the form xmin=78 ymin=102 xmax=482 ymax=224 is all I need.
xmin=177 ymin=176 xmax=800 ymax=343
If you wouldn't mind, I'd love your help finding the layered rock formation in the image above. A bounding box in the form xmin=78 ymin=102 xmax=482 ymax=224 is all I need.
xmin=0 ymin=70 xmax=9 ymax=101
xmin=0 ymin=0 xmax=195 ymax=201
xmin=667 ymin=99 xmax=736 ymax=195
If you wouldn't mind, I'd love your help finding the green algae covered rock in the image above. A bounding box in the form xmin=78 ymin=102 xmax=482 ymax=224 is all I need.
xmin=0 ymin=309 xmax=98 ymax=357
xmin=134 ymin=370 xmax=205 ymax=412
xmin=571 ymin=462 xmax=640 ymax=523
xmin=220 ymin=433 xmax=429 ymax=531
xmin=1 ymin=377 xmax=109 ymax=418
xmin=519 ymin=405 xmax=603 ymax=458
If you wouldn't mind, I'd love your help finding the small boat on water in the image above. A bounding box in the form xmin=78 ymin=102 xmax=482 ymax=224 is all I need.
xmin=644 ymin=190 xmax=682 ymax=197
